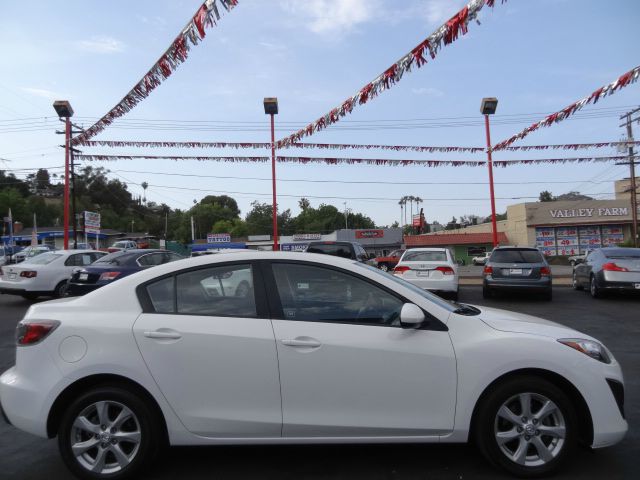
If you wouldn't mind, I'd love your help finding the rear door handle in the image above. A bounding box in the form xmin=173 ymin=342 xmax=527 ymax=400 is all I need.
xmin=281 ymin=338 xmax=322 ymax=348
xmin=144 ymin=330 xmax=182 ymax=340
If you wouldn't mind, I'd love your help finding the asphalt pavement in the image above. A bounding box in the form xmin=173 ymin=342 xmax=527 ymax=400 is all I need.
xmin=0 ymin=287 xmax=638 ymax=480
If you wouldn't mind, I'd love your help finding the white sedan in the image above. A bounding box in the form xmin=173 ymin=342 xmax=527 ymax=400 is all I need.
xmin=0 ymin=250 xmax=106 ymax=299
xmin=0 ymin=251 xmax=627 ymax=479
xmin=393 ymin=247 xmax=459 ymax=300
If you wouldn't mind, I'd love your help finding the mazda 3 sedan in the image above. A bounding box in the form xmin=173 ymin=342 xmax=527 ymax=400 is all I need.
xmin=0 ymin=251 xmax=626 ymax=479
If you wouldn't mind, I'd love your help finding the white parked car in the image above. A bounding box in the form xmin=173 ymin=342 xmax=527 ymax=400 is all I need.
xmin=13 ymin=245 xmax=55 ymax=263
xmin=0 ymin=250 xmax=106 ymax=299
xmin=472 ymin=252 xmax=491 ymax=265
xmin=108 ymin=240 xmax=138 ymax=253
xmin=0 ymin=252 xmax=627 ymax=479
xmin=393 ymin=247 xmax=459 ymax=300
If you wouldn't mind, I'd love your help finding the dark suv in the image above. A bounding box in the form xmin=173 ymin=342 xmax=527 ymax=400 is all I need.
xmin=305 ymin=241 xmax=370 ymax=262
xmin=482 ymin=246 xmax=552 ymax=300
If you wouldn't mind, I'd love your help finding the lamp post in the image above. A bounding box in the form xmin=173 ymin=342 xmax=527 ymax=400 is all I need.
xmin=264 ymin=97 xmax=279 ymax=251
xmin=481 ymin=97 xmax=499 ymax=248
xmin=53 ymin=100 xmax=74 ymax=250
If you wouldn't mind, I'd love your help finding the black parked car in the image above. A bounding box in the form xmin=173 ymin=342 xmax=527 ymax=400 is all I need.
xmin=482 ymin=246 xmax=552 ymax=300
xmin=66 ymin=249 xmax=183 ymax=296
xmin=305 ymin=241 xmax=370 ymax=262
xmin=573 ymin=247 xmax=640 ymax=298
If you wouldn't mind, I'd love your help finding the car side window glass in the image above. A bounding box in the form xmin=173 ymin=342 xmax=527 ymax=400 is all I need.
xmin=139 ymin=253 xmax=164 ymax=266
xmin=80 ymin=254 xmax=94 ymax=266
xmin=176 ymin=264 xmax=256 ymax=317
xmin=272 ymin=263 xmax=403 ymax=326
xmin=146 ymin=276 xmax=175 ymax=313
xmin=64 ymin=254 xmax=81 ymax=267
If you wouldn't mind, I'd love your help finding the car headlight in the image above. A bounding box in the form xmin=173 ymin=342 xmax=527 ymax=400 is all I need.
xmin=558 ymin=338 xmax=611 ymax=364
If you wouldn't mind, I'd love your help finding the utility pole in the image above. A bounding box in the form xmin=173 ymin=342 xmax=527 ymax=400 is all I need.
xmin=620 ymin=108 xmax=640 ymax=248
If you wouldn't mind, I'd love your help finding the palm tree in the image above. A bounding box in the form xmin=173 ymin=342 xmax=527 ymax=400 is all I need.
xmin=141 ymin=181 xmax=149 ymax=204
xmin=398 ymin=198 xmax=405 ymax=227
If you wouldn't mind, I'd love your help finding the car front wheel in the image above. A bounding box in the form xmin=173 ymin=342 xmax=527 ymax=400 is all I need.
xmin=58 ymin=386 xmax=163 ymax=480
xmin=378 ymin=263 xmax=389 ymax=272
xmin=475 ymin=376 xmax=576 ymax=477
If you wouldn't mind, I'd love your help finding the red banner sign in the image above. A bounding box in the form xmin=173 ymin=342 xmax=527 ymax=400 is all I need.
xmin=355 ymin=229 xmax=384 ymax=239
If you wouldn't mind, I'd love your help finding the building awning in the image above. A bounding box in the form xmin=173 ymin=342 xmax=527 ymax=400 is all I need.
xmin=405 ymin=232 xmax=509 ymax=247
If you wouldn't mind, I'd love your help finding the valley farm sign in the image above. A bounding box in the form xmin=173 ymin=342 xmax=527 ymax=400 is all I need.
xmin=549 ymin=207 xmax=628 ymax=219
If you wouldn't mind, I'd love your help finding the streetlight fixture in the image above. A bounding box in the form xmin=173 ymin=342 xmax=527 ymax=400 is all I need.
xmin=481 ymin=97 xmax=499 ymax=247
xmin=264 ymin=97 xmax=279 ymax=251
xmin=53 ymin=100 xmax=74 ymax=250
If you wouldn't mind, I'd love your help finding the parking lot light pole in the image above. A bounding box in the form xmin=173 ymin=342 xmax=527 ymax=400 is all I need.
xmin=264 ymin=97 xmax=279 ymax=251
xmin=53 ymin=100 xmax=74 ymax=250
xmin=481 ymin=97 xmax=499 ymax=248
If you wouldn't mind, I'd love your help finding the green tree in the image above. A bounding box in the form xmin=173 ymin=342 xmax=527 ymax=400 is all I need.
xmin=539 ymin=190 xmax=554 ymax=202
xmin=245 ymin=201 xmax=293 ymax=236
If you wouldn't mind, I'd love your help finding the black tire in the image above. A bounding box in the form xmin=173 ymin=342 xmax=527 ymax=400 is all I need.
xmin=20 ymin=293 xmax=38 ymax=300
xmin=589 ymin=275 xmax=603 ymax=299
xmin=54 ymin=280 xmax=69 ymax=298
xmin=474 ymin=376 xmax=576 ymax=478
xmin=482 ymin=286 xmax=492 ymax=299
xmin=569 ymin=260 xmax=576 ymax=267
xmin=379 ymin=263 xmax=389 ymax=272
xmin=57 ymin=385 xmax=163 ymax=480
xmin=572 ymin=271 xmax=583 ymax=291
xmin=542 ymin=288 xmax=553 ymax=301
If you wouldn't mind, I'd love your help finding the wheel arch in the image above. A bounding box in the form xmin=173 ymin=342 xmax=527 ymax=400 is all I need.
xmin=469 ymin=368 xmax=593 ymax=446
xmin=46 ymin=373 xmax=169 ymax=443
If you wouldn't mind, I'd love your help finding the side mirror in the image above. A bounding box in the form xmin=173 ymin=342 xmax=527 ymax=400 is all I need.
xmin=400 ymin=303 xmax=425 ymax=329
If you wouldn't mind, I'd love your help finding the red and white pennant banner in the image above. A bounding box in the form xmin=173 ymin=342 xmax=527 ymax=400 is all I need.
xmin=493 ymin=66 xmax=640 ymax=151
xmin=72 ymin=0 xmax=238 ymax=146
xmin=77 ymin=139 xmax=484 ymax=153
xmin=498 ymin=141 xmax=640 ymax=151
xmin=76 ymin=154 xmax=634 ymax=167
xmin=277 ymin=0 xmax=505 ymax=147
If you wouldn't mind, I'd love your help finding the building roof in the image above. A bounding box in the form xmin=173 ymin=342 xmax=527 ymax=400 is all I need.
xmin=405 ymin=232 xmax=509 ymax=247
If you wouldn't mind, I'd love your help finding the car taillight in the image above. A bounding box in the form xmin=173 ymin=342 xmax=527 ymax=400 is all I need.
xmin=435 ymin=266 xmax=455 ymax=275
xmin=602 ymin=262 xmax=629 ymax=272
xmin=16 ymin=320 xmax=60 ymax=346
xmin=483 ymin=266 xmax=493 ymax=275
xmin=394 ymin=265 xmax=411 ymax=274
xmin=540 ymin=266 xmax=551 ymax=276
xmin=20 ymin=271 xmax=38 ymax=278
xmin=99 ymin=271 xmax=122 ymax=281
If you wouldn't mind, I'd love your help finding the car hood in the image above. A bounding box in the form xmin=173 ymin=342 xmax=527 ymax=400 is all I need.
xmin=471 ymin=305 xmax=594 ymax=341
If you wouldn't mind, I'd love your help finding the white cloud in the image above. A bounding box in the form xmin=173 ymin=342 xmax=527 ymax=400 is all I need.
xmin=258 ymin=41 xmax=287 ymax=51
xmin=20 ymin=87 xmax=60 ymax=100
xmin=279 ymin=0 xmax=381 ymax=34
xmin=411 ymin=86 xmax=444 ymax=97
xmin=76 ymin=36 xmax=124 ymax=54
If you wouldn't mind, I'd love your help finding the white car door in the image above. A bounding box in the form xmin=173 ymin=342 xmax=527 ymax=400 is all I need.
xmin=265 ymin=261 xmax=457 ymax=438
xmin=133 ymin=262 xmax=282 ymax=437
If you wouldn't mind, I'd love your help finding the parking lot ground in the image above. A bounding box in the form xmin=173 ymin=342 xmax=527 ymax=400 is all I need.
xmin=0 ymin=288 xmax=638 ymax=480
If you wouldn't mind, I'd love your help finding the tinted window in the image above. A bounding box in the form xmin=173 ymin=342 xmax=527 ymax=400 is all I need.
xmin=147 ymin=276 xmax=175 ymax=313
xmin=272 ymin=263 xmax=403 ymax=326
xmin=65 ymin=253 xmax=97 ymax=267
xmin=166 ymin=252 xmax=183 ymax=262
xmin=94 ymin=251 xmax=130 ymax=265
xmin=403 ymin=251 xmax=447 ymax=262
xmin=177 ymin=264 xmax=256 ymax=317
xmin=604 ymin=248 xmax=640 ymax=258
xmin=490 ymin=249 xmax=544 ymax=263
xmin=138 ymin=253 xmax=166 ymax=266
xmin=306 ymin=243 xmax=353 ymax=259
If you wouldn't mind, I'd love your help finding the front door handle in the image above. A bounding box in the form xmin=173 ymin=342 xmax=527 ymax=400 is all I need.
xmin=144 ymin=330 xmax=182 ymax=340
xmin=281 ymin=338 xmax=321 ymax=348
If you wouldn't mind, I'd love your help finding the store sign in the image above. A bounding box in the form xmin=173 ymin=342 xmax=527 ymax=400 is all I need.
xmin=293 ymin=233 xmax=321 ymax=241
xmin=248 ymin=235 xmax=271 ymax=241
xmin=549 ymin=207 xmax=628 ymax=218
xmin=535 ymin=224 xmax=624 ymax=256
xmin=412 ymin=215 xmax=422 ymax=227
xmin=207 ymin=233 xmax=231 ymax=243
xmin=84 ymin=211 xmax=101 ymax=234
xmin=355 ymin=229 xmax=384 ymax=239
xmin=281 ymin=243 xmax=308 ymax=252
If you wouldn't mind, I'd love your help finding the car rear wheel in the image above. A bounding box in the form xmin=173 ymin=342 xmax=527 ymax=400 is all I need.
xmin=55 ymin=280 xmax=69 ymax=298
xmin=542 ymin=289 xmax=553 ymax=301
xmin=475 ymin=376 xmax=576 ymax=478
xmin=378 ymin=263 xmax=389 ymax=272
xmin=572 ymin=272 xmax=583 ymax=291
xmin=58 ymin=386 xmax=162 ymax=480
xmin=590 ymin=275 xmax=603 ymax=299
xmin=482 ymin=286 xmax=492 ymax=299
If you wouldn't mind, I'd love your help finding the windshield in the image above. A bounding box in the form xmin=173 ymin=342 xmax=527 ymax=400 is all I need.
xmin=306 ymin=243 xmax=352 ymax=258
xmin=402 ymin=251 xmax=447 ymax=262
xmin=354 ymin=262 xmax=460 ymax=313
xmin=604 ymin=248 xmax=640 ymax=259
xmin=94 ymin=251 xmax=129 ymax=265
xmin=24 ymin=253 xmax=62 ymax=265
xmin=490 ymin=249 xmax=544 ymax=264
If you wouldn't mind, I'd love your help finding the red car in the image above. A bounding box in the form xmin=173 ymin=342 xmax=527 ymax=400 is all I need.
xmin=374 ymin=249 xmax=405 ymax=272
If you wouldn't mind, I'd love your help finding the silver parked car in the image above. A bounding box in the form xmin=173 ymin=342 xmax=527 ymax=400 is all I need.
xmin=572 ymin=247 xmax=640 ymax=298
xmin=482 ymin=246 xmax=552 ymax=300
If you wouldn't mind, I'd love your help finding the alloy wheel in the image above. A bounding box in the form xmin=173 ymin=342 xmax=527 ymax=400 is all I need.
xmin=494 ymin=392 xmax=566 ymax=467
xmin=70 ymin=400 xmax=141 ymax=474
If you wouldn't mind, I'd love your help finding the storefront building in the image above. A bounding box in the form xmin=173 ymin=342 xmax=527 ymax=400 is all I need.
xmin=404 ymin=232 xmax=509 ymax=264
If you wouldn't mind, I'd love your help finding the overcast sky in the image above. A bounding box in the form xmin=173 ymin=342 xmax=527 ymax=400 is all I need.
xmin=1 ymin=0 xmax=639 ymax=227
